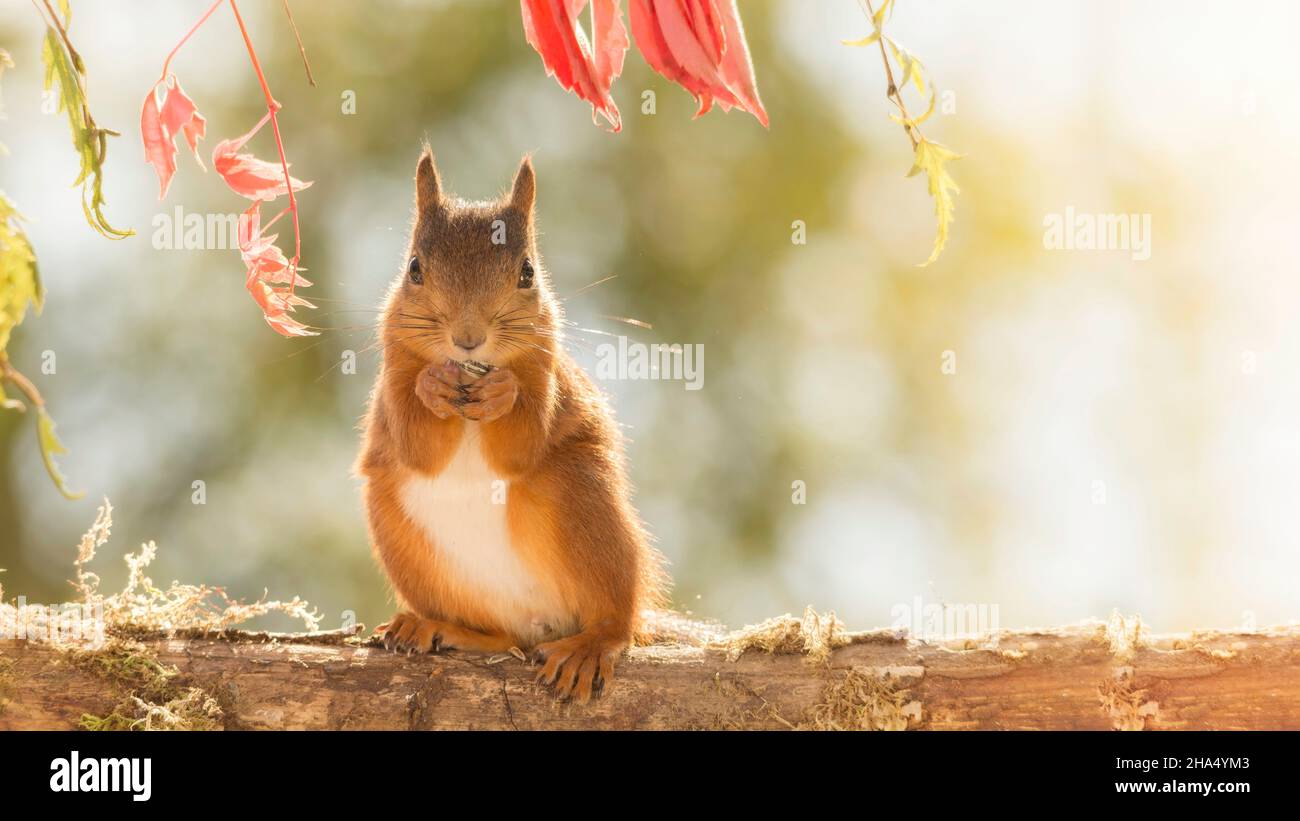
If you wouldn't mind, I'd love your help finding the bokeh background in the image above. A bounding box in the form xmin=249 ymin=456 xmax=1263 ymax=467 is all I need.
xmin=2 ymin=0 xmax=1298 ymax=634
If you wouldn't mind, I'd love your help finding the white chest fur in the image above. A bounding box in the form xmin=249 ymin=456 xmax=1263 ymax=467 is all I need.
xmin=398 ymin=424 xmax=571 ymax=642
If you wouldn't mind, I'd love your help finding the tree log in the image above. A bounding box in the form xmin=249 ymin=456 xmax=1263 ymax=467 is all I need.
xmin=2 ymin=623 xmax=1298 ymax=729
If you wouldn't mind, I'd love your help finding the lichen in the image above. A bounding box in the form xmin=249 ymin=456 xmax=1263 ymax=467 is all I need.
xmin=69 ymin=639 xmax=178 ymax=704
xmin=715 ymin=606 xmax=849 ymax=664
xmin=802 ymin=668 xmax=922 ymax=731
xmin=71 ymin=638 xmax=224 ymax=731
xmin=1104 ymin=610 xmax=1146 ymax=663
xmin=0 ymin=499 xmax=318 ymax=730
xmin=80 ymin=689 xmax=222 ymax=731
xmin=1 ymin=499 xmax=320 ymax=648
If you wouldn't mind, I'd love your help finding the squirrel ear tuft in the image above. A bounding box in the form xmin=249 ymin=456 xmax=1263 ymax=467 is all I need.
xmin=416 ymin=146 xmax=443 ymax=212
xmin=509 ymin=155 xmax=535 ymax=214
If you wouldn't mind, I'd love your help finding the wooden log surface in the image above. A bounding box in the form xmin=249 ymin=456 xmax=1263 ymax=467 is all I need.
xmin=2 ymin=622 xmax=1298 ymax=730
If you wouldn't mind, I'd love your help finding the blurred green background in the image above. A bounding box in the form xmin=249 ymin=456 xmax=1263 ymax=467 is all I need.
xmin=2 ymin=1 xmax=1298 ymax=633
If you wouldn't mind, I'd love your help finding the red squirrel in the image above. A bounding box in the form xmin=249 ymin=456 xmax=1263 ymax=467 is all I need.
xmin=357 ymin=148 xmax=667 ymax=702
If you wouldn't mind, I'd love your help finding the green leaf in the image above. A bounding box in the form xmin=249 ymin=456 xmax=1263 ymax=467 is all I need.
xmin=40 ymin=20 xmax=133 ymax=239
xmin=906 ymin=139 xmax=962 ymax=266
xmin=37 ymin=406 xmax=83 ymax=500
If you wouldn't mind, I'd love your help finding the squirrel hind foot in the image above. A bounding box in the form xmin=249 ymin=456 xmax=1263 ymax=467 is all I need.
xmin=378 ymin=612 xmax=518 ymax=656
xmin=378 ymin=612 xmax=442 ymax=655
xmin=533 ymin=632 xmax=625 ymax=704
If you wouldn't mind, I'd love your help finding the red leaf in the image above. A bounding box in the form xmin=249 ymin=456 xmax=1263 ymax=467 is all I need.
xmin=213 ymin=113 xmax=314 ymax=202
xmin=140 ymin=89 xmax=174 ymax=199
xmin=239 ymin=202 xmax=316 ymax=337
xmin=521 ymin=0 xmax=627 ymax=131
xmin=592 ymin=0 xmax=628 ymax=94
xmin=141 ymin=77 xmax=207 ymax=199
xmin=713 ymin=0 xmax=766 ymax=125
xmin=629 ymin=0 xmax=768 ymax=126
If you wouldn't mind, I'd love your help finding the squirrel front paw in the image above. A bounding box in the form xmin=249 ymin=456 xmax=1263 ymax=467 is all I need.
xmin=459 ymin=367 xmax=519 ymax=423
xmin=415 ymin=361 xmax=466 ymax=419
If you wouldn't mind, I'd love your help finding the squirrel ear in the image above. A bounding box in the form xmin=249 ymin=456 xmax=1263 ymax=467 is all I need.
xmin=509 ymin=155 xmax=535 ymax=214
xmin=416 ymin=146 xmax=443 ymax=213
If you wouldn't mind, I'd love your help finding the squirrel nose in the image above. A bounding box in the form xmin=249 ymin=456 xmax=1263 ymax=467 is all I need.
xmin=453 ymin=334 xmax=485 ymax=352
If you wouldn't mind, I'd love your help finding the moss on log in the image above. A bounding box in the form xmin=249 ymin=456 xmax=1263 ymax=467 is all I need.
xmin=2 ymin=621 xmax=1298 ymax=730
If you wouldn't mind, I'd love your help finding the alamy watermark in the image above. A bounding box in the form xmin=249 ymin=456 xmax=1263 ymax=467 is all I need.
xmin=50 ymin=751 xmax=151 ymax=801
xmin=1 ymin=597 xmax=104 ymax=644
xmin=151 ymin=206 xmax=240 ymax=250
xmin=891 ymin=596 xmax=1000 ymax=641
xmin=594 ymin=335 xmax=704 ymax=391
xmin=1043 ymin=206 xmax=1152 ymax=261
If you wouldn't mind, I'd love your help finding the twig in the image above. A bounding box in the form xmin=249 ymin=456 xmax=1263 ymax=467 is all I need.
xmin=36 ymin=0 xmax=81 ymax=70
xmin=281 ymin=0 xmax=316 ymax=86
xmin=227 ymin=0 xmax=304 ymax=297
xmin=862 ymin=0 xmax=918 ymax=148
xmin=0 ymin=354 xmax=44 ymax=411
xmin=32 ymin=0 xmax=94 ymax=139
xmin=158 ymin=0 xmax=224 ymax=83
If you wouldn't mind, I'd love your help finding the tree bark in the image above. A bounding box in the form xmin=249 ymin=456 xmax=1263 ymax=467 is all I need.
xmin=2 ymin=623 xmax=1297 ymax=729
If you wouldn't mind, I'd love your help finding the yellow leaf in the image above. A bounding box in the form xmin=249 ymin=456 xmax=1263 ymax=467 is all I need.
xmin=0 ymin=193 xmax=42 ymax=354
xmin=842 ymin=32 xmax=881 ymax=47
xmin=889 ymin=84 xmax=937 ymax=127
xmin=872 ymin=0 xmax=894 ymax=29
xmin=37 ymin=407 xmax=83 ymax=500
xmin=886 ymin=37 xmax=926 ymax=96
xmin=0 ymin=382 xmax=23 ymax=411
xmin=0 ymin=48 xmax=13 ymax=121
xmin=906 ymin=139 xmax=962 ymax=266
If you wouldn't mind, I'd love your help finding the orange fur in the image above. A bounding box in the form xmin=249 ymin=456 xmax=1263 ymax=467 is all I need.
xmin=357 ymin=148 xmax=667 ymax=701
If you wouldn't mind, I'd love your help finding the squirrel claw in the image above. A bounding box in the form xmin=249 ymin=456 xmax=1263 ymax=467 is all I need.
xmin=377 ymin=611 xmax=440 ymax=655
xmin=459 ymin=367 xmax=519 ymax=422
xmin=533 ymin=634 xmax=623 ymax=704
xmin=416 ymin=363 xmax=468 ymax=419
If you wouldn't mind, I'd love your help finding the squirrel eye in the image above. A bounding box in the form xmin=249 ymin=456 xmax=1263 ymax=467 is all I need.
xmin=407 ymin=256 xmax=422 ymax=284
xmin=518 ymin=258 xmax=535 ymax=289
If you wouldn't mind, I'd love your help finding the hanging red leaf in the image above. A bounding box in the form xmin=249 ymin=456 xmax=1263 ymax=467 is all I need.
xmin=213 ymin=112 xmax=313 ymax=202
xmin=628 ymin=0 xmax=768 ymax=126
xmin=521 ymin=0 xmax=628 ymax=131
xmin=162 ymin=84 xmax=207 ymax=166
xmin=592 ymin=0 xmax=628 ymax=97
xmin=239 ymin=202 xmax=316 ymax=337
xmin=143 ymin=0 xmax=315 ymax=338
xmin=140 ymin=77 xmax=207 ymax=199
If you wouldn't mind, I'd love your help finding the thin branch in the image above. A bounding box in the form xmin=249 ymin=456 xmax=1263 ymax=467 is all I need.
xmin=281 ymin=0 xmax=316 ymax=87
xmin=158 ymin=0 xmax=225 ymax=83
xmin=862 ymin=0 xmax=919 ymax=148
xmin=36 ymin=0 xmax=81 ymax=70
xmin=33 ymin=0 xmax=94 ymax=132
xmin=227 ymin=0 xmax=304 ymax=297
xmin=0 ymin=354 xmax=44 ymax=410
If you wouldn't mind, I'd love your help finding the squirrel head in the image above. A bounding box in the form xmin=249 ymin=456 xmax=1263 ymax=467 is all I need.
xmin=383 ymin=146 xmax=558 ymax=370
